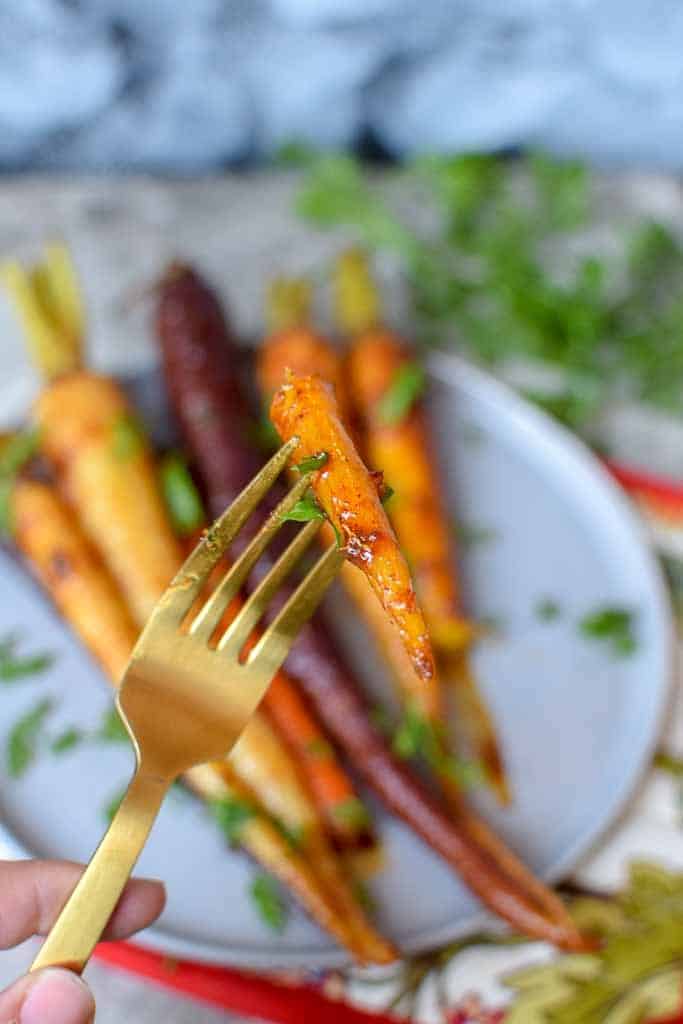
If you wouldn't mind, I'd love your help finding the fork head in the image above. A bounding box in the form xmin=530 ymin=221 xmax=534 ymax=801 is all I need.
xmin=117 ymin=438 xmax=344 ymax=779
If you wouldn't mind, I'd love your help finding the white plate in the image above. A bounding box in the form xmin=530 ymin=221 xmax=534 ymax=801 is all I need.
xmin=0 ymin=352 xmax=672 ymax=969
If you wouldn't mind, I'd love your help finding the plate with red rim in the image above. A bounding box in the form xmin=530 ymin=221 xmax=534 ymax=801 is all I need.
xmin=0 ymin=350 xmax=672 ymax=969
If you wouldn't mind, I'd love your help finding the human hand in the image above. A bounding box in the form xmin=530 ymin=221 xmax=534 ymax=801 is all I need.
xmin=0 ymin=859 xmax=165 ymax=1024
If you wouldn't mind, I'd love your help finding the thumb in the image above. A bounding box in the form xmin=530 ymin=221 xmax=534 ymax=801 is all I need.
xmin=0 ymin=967 xmax=95 ymax=1024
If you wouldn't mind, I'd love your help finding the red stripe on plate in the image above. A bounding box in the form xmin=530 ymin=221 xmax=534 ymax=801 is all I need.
xmin=605 ymin=460 xmax=683 ymax=507
xmin=94 ymin=941 xmax=405 ymax=1024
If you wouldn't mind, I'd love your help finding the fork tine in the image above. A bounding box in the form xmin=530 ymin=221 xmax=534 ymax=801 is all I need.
xmin=246 ymin=542 xmax=344 ymax=677
xmin=161 ymin=438 xmax=300 ymax=620
xmin=189 ymin=472 xmax=314 ymax=641
xmin=217 ymin=519 xmax=322 ymax=655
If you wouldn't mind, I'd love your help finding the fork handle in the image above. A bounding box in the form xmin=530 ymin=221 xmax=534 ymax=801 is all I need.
xmin=31 ymin=769 xmax=169 ymax=974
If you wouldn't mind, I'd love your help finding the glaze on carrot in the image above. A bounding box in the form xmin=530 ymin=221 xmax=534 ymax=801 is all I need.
xmin=271 ymin=371 xmax=437 ymax=686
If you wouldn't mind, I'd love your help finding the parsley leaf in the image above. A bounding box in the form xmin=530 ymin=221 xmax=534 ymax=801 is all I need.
xmin=159 ymin=453 xmax=205 ymax=537
xmin=453 ymin=522 xmax=498 ymax=548
xmin=0 ymin=429 xmax=42 ymax=536
xmin=380 ymin=484 xmax=395 ymax=505
xmin=0 ymin=429 xmax=41 ymax=477
xmin=535 ymin=597 xmax=561 ymax=622
xmin=50 ymin=727 xmax=83 ymax=754
xmin=0 ymin=635 xmax=54 ymax=683
xmin=7 ymin=697 xmax=55 ymax=778
xmin=295 ymin=451 xmax=328 ymax=474
xmin=210 ymin=797 xmax=256 ymax=845
xmin=305 ymin=736 xmax=334 ymax=758
xmin=111 ymin=412 xmax=145 ymax=461
xmin=273 ymin=820 xmax=304 ymax=851
xmin=296 ymin=151 xmax=683 ymax=429
xmin=281 ymin=492 xmax=326 ymax=524
xmin=249 ymin=874 xmax=288 ymax=932
xmin=579 ymin=606 xmax=637 ymax=656
xmin=378 ymin=363 xmax=425 ymax=426
xmin=393 ymin=706 xmax=484 ymax=791
xmin=331 ymin=797 xmax=371 ymax=830
xmin=96 ymin=706 xmax=130 ymax=744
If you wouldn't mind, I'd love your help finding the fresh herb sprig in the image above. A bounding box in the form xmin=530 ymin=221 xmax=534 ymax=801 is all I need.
xmin=393 ymin=706 xmax=484 ymax=790
xmin=296 ymin=151 xmax=683 ymax=430
xmin=249 ymin=874 xmax=288 ymax=932
xmin=0 ymin=635 xmax=54 ymax=683
xmin=579 ymin=606 xmax=638 ymax=656
xmin=7 ymin=698 xmax=55 ymax=778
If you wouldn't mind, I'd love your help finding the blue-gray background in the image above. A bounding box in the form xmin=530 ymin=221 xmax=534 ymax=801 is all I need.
xmin=2 ymin=1 xmax=683 ymax=172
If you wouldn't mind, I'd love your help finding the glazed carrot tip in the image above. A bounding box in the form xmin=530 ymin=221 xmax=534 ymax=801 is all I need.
xmin=270 ymin=370 xmax=437 ymax=685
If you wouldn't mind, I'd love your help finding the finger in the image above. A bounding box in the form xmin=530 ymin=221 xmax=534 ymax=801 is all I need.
xmin=0 ymin=967 xmax=95 ymax=1024
xmin=0 ymin=860 xmax=166 ymax=949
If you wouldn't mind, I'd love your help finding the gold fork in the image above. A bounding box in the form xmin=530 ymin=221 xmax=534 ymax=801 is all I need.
xmin=31 ymin=437 xmax=344 ymax=973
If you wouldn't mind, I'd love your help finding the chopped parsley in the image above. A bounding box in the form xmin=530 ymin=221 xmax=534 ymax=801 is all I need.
xmin=273 ymin=820 xmax=304 ymax=851
xmin=305 ymin=736 xmax=334 ymax=758
xmin=249 ymin=874 xmax=288 ymax=932
xmin=380 ymin=484 xmax=395 ymax=506
xmin=296 ymin=151 xmax=683 ymax=431
xmin=0 ymin=635 xmax=54 ymax=683
xmin=453 ymin=522 xmax=498 ymax=548
xmin=393 ymin=705 xmax=485 ymax=791
xmin=282 ymin=489 xmax=343 ymax=547
xmin=535 ymin=598 xmax=561 ymax=622
xmin=0 ymin=429 xmax=41 ymax=477
xmin=7 ymin=697 xmax=55 ymax=778
xmin=0 ymin=429 xmax=41 ymax=536
xmin=579 ymin=606 xmax=637 ymax=656
xmin=159 ymin=453 xmax=204 ymax=537
xmin=295 ymin=451 xmax=328 ymax=474
xmin=111 ymin=412 xmax=145 ymax=461
xmin=282 ymin=491 xmax=326 ymax=525
xmin=210 ymin=796 xmax=256 ymax=845
xmin=378 ymin=363 xmax=425 ymax=426
xmin=50 ymin=727 xmax=84 ymax=754
xmin=331 ymin=797 xmax=371 ymax=830
xmin=95 ymin=706 xmax=130 ymax=744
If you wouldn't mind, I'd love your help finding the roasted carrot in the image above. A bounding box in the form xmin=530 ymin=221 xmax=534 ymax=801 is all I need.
xmin=175 ymin=468 xmax=376 ymax=856
xmin=155 ymin=264 xmax=589 ymax=950
xmin=337 ymin=249 xmax=510 ymax=804
xmin=11 ymin=477 xmax=394 ymax=964
xmin=257 ymin=283 xmax=438 ymax=720
xmin=264 ymin=673 xmax=374 ymax=850
xmin=33 ymin=372 xmax=182 ymax=627
xmin=12 ymin=478 xmax=141 ymax=682
xmin=271 ymin=371 xmax=437 ymax=686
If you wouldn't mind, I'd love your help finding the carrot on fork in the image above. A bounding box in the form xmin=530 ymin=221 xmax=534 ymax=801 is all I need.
xmin=257 ymin=281 xmax=440 ymax=722
xmin=270 ymin=370 xmax=437 ymax=687
xmin=337 ymin=248 xmax=510 ymax=805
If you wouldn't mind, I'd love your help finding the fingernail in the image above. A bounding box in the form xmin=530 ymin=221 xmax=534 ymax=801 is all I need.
xmin=20 ymin=969 xmax=95 ymax=1024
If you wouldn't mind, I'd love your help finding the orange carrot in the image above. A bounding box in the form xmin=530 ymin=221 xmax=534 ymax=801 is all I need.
xmin=337 ymin=250 xmax=510 ymax=804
